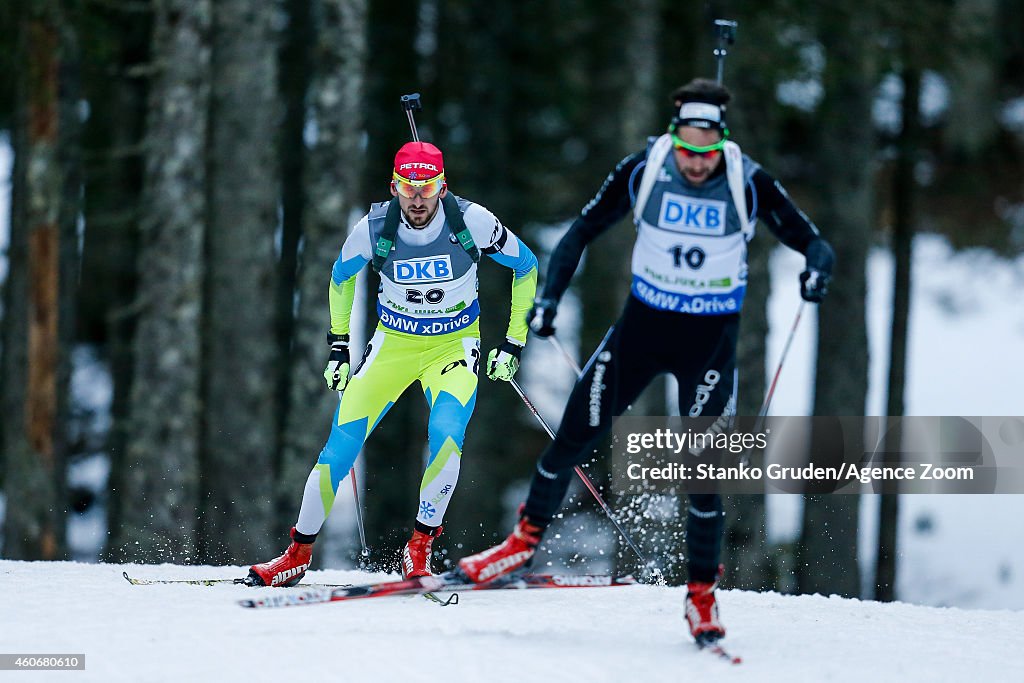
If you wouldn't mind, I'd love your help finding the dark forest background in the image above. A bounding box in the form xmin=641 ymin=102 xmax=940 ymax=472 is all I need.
xmin=1 ymin=0 xmax=1021 ymax=601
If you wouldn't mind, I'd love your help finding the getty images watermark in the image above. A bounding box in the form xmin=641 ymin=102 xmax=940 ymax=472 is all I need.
xmin=609 ymin=416 xmax=1024 ymax=495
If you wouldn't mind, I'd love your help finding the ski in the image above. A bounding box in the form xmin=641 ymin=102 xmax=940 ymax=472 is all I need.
xmin=122 ymin=571 xmax=349 ymax=589
xmin=238 ymin=571 xmax=636 ymax=609
xmin=697 ymin=639 xmax=742 ymax=665
xmin=123 ymin=572 xmax=239 ymax=586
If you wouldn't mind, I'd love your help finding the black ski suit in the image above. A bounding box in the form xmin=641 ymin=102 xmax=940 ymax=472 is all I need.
xmin=524 ymin=146 xmax=833 ymax=582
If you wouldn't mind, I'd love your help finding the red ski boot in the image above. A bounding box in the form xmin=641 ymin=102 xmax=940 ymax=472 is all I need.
xmin=402 ymin=525 xmax=443 ymax=579
xmin=685 ymin=570 xmax=726 ymax=644
xmin=247 ymin=527 xmax=314 ymax=587
xmin=458 ymin=514 xmax=544 ymax=583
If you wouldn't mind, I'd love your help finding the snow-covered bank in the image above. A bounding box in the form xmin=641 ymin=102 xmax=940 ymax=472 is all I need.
xmin=2 ymin=560 xmax=1022 ymax=683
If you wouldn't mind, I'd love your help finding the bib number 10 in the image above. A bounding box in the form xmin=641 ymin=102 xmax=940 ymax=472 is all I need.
xmin=669 ymin=245 xmax=706 ymax=270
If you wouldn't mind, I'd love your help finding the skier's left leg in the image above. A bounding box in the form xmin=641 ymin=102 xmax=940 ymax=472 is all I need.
xmin=400 ymin=334 xmax=480 ymax=578
xmin=674 ymin=315 xmax=739 ymax=642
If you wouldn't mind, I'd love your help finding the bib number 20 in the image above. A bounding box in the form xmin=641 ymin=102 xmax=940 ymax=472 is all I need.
xmin=406 ymin=288 xmax=445 ymax=304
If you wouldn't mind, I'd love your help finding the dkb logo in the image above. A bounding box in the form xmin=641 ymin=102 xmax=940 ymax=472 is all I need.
xmin=658 ymin=193 xmax=727 ymax=236
xmin=393 ymin=256 xmax=453 ymax=284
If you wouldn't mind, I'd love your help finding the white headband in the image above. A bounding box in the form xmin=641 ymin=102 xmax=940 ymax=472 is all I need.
xmin=677 ymin=102 xmax=722 ymax=123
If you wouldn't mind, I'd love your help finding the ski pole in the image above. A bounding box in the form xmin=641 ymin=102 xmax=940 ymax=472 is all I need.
xmin=713 ymin=19 xmax=738 ymax=85
xmin=400 ymin=93 xmax=422 ymax=142
xmin=339 ymin=390 xmax=371 ymax=563
xmin=548 ymin=334 xmax=581 ymax=376
xmin=508 ymin=378 xmax=652 ymax=569
xmin=756 ymin=300 xmax=806 ymax=426
xmin=740 ymin=301 xmax=806 ymax=465
xmin=348 ymin=466 xmax=370 ymax=563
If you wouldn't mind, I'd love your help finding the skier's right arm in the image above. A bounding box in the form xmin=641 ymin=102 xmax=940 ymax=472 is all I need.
xmin=529 ymin=152 xmax=644 ymax=336
xmin=325 ymin=215 xmax=372 ymax=391
xmin=328 ymin=215 xmax=372 ymax=337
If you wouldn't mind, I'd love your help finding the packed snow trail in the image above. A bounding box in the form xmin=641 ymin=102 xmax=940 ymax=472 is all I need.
xmin=2 ymin=560 xmax=1023 ymax=682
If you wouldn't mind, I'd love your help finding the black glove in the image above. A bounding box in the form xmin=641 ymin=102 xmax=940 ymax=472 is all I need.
xmin=799 ymin=269 xmax=830 ymax=303
xmin=526 ymin=297 xmax=558 ymax=337
xmin=800 ymin=238 xmax=834 ymax=303
xmin=323 ymin=333 xmax=351 ymax=391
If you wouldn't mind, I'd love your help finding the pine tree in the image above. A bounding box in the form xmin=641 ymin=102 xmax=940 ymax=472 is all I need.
xmin=278 ymin=0 xmax=368 ymax=562
xmin=109 ymin=0 xmax=210 ymax=563
xmin=199 ymin=0 xmax=281 ymax=563
xmin=797 ymin=1 xmax=879 ymax=599
xmin=2 ymin=0 xmax=79 ymax=561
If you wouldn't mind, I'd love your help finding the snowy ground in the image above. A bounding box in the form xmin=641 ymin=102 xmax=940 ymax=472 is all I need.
xmin=2 ymin=560 xmax=1022 ymax=683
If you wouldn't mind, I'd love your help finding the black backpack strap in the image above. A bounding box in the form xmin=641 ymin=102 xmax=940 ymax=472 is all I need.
xmin=371 ymin=198 xmax=402 ymax=272
xmin=372 ymin=195 xmax=480 ymax=271
xmin=442 ymin=194 xmax=480 ymax=263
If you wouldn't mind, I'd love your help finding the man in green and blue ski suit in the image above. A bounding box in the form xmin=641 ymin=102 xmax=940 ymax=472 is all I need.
xmin=249 ymin=141 xmax=538 ymax=586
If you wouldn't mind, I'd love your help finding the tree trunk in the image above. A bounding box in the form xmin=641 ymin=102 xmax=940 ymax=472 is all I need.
xmin=796 ymin=3 xmax=877 ymax=599
xmin=1 ymin=15 xmax=31 ymax=555
xmin=108 ymin=0 xmax=211 ymax=563
xmin=80 ymin=7 xmax=149 ymax=561
xmin=620 ymin=0 xmax=659 ymax=150
xmin=199 ymin=0 xmax=281 ymax=563
xmin=944 ymin=0 xmax=999 ymax=158
xmin=576 ymin=3 xmax=633 ymax=360
xmin=875 ymin=65 xmax=921 ymax=602
xmin=275 ymin=0 xmax=312 ymax=482
xmin=278 ymin=0 xmax=367 ymax=561
xmin=605 ymin=0 xmax=673 ymax=580
xmin=2 ymin=1 xmax=78 ymax=561
xmin=438 ymin=0 xmax=521 ymax=558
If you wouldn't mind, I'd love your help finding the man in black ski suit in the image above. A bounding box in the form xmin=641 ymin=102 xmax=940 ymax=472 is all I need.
xmin=459 ymin=78 xmax=834 ymax=645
